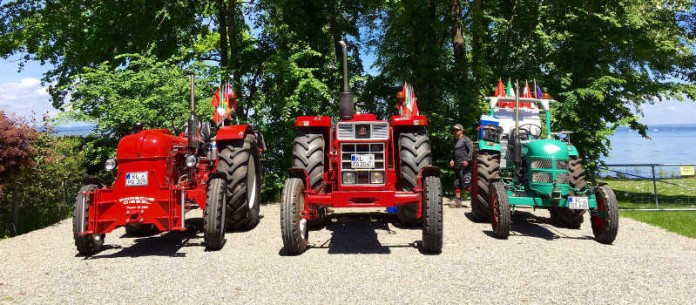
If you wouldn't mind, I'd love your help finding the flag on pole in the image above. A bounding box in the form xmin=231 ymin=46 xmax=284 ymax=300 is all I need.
xmin=522 ymin=80 xmax=532 ymax=98
xmin=399 ymin=82 xmax=419 ymax=117
xmin=534 ymin=79 xmax=542 ymax=99
xmin=505 ymin=78 xmax=515 ymax=97
xmin=494 ymin=78 xmax=505 ymax=97
xmin=211 ymin=82 xmax=236 ymax=125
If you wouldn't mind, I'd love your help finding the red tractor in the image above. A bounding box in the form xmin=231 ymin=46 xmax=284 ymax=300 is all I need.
xmin=72 ymin=72 xmax=263 ymax=255
xmin=281 ymin=41 xmax=443 ymax=255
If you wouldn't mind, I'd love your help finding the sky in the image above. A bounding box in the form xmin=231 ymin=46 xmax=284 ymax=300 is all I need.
xmin=1 ymin=56 xmax=695 ymax=126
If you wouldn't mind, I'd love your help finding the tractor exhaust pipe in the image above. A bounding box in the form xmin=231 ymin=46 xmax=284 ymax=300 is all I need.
xmin=338 ymin=40 xmax=354 ymax=120
xmin=185 ymin=70 xmax=199 ymax=150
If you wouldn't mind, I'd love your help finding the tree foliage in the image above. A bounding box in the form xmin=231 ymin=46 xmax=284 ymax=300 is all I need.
xmin=2 ymin=0 xmax=695 ymax=199
xmin=0 ymin=111 xmax=37 ymax=197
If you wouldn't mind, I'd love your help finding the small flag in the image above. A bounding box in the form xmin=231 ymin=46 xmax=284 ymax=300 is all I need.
xmin=522 ymin=80 xmax=532 ymax=98
xmin=211 ymin=82 xmax=236 ymax=125
xmin=494 ymin=78 xmax=505 ymax=97
xmin=505 ymin=79 xmax=515 ymax=97
xmin=534 ymin=79 xmax=542 ymax=99
xmin=400 ymin=82 xmax=419 ymax=117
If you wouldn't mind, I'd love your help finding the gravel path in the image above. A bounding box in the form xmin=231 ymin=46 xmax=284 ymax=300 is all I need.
xmin=1 ymin=199 xmax=694 ymax=304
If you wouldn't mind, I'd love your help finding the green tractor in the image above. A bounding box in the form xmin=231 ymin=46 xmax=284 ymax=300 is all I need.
xmin=470 ymin=82 xmax=618 ymax=244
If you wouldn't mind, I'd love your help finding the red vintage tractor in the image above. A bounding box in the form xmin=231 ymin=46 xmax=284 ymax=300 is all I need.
xmin=72 ymin=72 xmax=263 ymax=255
xmin=281 ymin=41 xmax=443 ymax=255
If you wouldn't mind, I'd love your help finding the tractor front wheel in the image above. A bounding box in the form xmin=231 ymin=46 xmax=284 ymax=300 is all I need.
xmin=204 ymin=177 xmax=227 ymax=250
xmin=72 ymin=184 xmax=104 ymax=256
xmin=421 ymin=176 xmax=443 ymax=254
xmin=490 ymin=182 xmax=511 ymax=239
xmin=591 ymin=185 xmax=619 ymax=244
xmin=281 ymin=178 xmax=309 ymax=255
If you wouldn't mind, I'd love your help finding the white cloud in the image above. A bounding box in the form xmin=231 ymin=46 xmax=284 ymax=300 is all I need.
xmin=0 ymin=77 xmax=55 ymax=118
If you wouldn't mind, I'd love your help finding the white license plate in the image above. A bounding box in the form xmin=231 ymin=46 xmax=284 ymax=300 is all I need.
xmin=568 ymin=196 xmax=589 ymax=210
xmin=126 ymin=172 xmax=148 ymax=186
xmin=351 ymin=154 xmax=375 ymax=169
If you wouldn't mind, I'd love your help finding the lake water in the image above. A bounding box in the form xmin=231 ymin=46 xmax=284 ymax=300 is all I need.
xmin=603 ymin=124 xmax=696 ymax=165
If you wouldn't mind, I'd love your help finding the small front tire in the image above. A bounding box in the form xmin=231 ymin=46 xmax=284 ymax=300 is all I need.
xmin=73 ymin=184 xmax=104 ymax=256
xmin=281 ymin=178 xmax=309 ymax=255
xmin=421 ymin=176 xmax=443 ymax=254
xmin=490 ymin=182 xmax=510 ymax=239
xmin=204 ymin=177 xmax=227 ymax=250
xmin=591 ymin=185 xmax=619 ymax=244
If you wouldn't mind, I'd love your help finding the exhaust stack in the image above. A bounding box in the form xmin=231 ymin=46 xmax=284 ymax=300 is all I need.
xmin=185 ymin=70 xmax=199 ymax=150
xmin=338 ymin=41 xmax=355 ymax=120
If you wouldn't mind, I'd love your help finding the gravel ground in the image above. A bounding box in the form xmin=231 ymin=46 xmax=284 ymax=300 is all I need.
xmin=1 ymin=199 xmax=694 ymax=304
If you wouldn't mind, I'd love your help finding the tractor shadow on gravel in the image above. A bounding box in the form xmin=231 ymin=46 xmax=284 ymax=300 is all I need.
xmin=86 ymin=219 xmax=205 ymax=259
xmin=483 ymin=211 xmax=594 ymax=241
xmin=281 ymin=213 xmax=418 ymax=255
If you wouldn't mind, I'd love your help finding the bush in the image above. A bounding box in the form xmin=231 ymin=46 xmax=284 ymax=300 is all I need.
xmin=0 ymin=115 xmax=86 ymax=237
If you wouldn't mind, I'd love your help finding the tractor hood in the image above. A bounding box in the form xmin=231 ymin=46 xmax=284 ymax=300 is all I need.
xmin=523 ymin=139 xmax=569 ymax=160
xmin=116 ymin=129 xmax=187 ymax=160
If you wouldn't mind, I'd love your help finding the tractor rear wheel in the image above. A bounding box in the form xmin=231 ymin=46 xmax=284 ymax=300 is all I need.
xmin=472 ymin=151 xmax=500 ymax=222
xmin=218 ymin=134 xmax=261 ymax=231
xmin=281 ymin=178 xmax=309 ymax=255
xmin=550 ymin=156 xmax=586 ymax=229
xmin=421 ymin=176 xmax=443 ymax=254
xmin=72 ymin=184 xmax=104 ymax=256
xmin=204 ymin=176 xmax=227 ymax=250
xmin=397 ymin=128 xmax=432 ymax=225
xmin=292 ymin=131 xmax=327 ymax=228
xmin=490 ymin=182 xmax=511 ymax=239
xmin=591 ymin=185 xmax=619 ymax=244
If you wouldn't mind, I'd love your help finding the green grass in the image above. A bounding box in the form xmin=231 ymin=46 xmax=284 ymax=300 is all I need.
xmin=599 ymin=177 xmax=696 ymax=209
xmin=621 ymin=211 xmax=696 ymax=238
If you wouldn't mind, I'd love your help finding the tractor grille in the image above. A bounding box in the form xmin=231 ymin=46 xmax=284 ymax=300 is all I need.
xmin=531 ymin=159 xmax=552 ymax=169
xmin=532 ymin=172 xmax=553 ymax=183
xmin=556 ymin=173 xmax=569 ymax=184
xmin=556 ymin=160 xmax=568 ymax=170
xmin=341 ymin=143 xmax=385 ymax=170
xmin=336 ymin=122 xmax=389 ymax=140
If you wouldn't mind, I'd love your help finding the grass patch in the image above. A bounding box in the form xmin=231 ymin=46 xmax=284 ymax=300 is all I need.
xmin=621 ymin=210 xmax=696 ymax=238
xmin=599 ymin=177 xmax=696 ymax=209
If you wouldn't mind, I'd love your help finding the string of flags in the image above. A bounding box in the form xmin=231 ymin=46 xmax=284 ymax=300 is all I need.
xmin=398 ymin=82 xmax=419 ymax=117
xmin=210 ymin=82 xmax=237 ymax=125
xmin=494 ymin=78 xmax=544 ymax=99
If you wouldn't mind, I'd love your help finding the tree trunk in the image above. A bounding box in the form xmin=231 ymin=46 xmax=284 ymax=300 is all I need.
xmin=217 ymin=0 xmax=229 ymax=68
xmin=450 ymin=0 xmax=465 ymax=59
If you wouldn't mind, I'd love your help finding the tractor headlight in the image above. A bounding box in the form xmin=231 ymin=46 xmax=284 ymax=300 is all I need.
xmin=104 ymin=159 xmax=117 ymax=171
xmin=370 ymin=171 xmax=384 ymax=184
xmin=185 ymin=155 xmax=198 ymax=168
xmin=342 ymin=172 xmax=356 ymax=184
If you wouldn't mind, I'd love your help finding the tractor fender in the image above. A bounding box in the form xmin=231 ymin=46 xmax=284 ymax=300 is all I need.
xmin=216 ymin=124 xmax=254 ymax=142
xmin=295 ymin=116 xmax=332 ymax=128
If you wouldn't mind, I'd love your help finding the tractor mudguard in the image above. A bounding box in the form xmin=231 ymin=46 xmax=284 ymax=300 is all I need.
xmin=216 ymin=124 xmax=253 ymax=142
xmin=295 ymin=116 xmax=332 ymax=128
xmin=476 ymin=139 xmax=501 ymax=152
xmin=390 ymin=115 xmax=429 ymax=127
xmin=567 ymin=144 xmax=579 ymax=157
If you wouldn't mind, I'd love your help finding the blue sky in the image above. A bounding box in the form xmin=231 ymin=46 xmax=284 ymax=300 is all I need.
xmin=1 ymin=56 xmax=695 ymax=125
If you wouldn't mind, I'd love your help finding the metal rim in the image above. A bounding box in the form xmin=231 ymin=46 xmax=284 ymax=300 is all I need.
xmin=591 ymin=188 xmax=606 ymax=233
xmin=247 ymin=155 xmax=258 ymax=209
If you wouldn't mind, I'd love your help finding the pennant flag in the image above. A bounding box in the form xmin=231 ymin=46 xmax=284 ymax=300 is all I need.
xmin=534 ymin=80 xmax=543 ymax=99
xmin=522 ymin=80 xmax=532 ymax=98
xmin=211 ymin=82 xmax=237 ymax=125
xmin=505 ymin=79 xmax=515 ymax=97
xmin=399 ymin=82 xmax=419 ymax=117
xmin=494 ymin=78 xmax=505 ymax=97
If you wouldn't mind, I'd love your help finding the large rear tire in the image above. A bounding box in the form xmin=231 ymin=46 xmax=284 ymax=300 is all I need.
xmin=73 ymin=184 xmax=104 ymax=256
xmin=591 ymin=185 xmax=619 ymax=244
xmin=421 ymin=176 xmax=443 ymax=254
xmin=397 ymin=128 xmax=432 ymax=225
xmin=204 ymin=177 xmax=227 ymax=250
xmin=218 ymin=134 xmax=261 ymax=231
xmin=472 ymin=151 xmax=500 ymax=221
xmin=550 ymin=156 xmax=586 ymax=229
xmin=490 ymin=182 xmax=510 ymax=239
xmin=281 ymin=178 xmax=309 ymax=255
xmin=292 ymin=131 xmax=327 ymax=228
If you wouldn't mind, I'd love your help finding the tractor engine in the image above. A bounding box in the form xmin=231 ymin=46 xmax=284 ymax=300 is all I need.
xmin=523 ymin=139 xmax=571 ymax=199
xmin=335 ymin=118 xmax=389 ymax=188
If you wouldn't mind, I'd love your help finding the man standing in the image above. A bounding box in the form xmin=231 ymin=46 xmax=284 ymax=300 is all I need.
xmin=450 ymin=124 xmax=473 ymax=208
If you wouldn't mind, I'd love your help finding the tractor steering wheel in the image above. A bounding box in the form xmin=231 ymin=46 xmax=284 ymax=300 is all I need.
xmin=516 ymin=124 xmax=542 ymax=140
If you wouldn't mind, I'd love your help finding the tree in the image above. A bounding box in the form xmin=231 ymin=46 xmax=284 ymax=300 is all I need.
xmin=0 ymin=111 xmax=37 ymax=197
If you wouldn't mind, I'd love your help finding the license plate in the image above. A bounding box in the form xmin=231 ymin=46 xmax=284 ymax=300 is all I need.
xmin=351 ymin=154 xmax=375 ymax=169
xmin=568 ymin=196 xmax=589 ymax=210
xmin=125 ymin=172 xmax=148 ymax=186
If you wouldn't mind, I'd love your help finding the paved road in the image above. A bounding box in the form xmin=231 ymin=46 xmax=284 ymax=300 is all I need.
xmin=1 ymin=199 xmax=694 ymax=304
